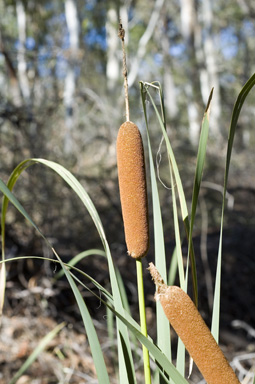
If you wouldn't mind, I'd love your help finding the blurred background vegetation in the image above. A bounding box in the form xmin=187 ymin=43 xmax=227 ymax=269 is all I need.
xmin=1 ymin=0 xmax=255 ymax=355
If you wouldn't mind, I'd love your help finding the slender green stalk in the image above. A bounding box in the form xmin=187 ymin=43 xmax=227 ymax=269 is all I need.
xmin=136 ymin=258 xmax=151 ymax=384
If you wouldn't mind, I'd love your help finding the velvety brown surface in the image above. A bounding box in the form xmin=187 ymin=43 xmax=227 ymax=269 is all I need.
xmin=158 ymin=285 xmax=240 ymax=384
xmin=116 ymin=121 xmax=149 ymax=259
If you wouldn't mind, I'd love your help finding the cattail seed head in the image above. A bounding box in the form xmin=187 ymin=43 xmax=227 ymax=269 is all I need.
xmin=117 ymin=121 xmax=149 ymax=259
xmin=149 ymin=263 xmax=240 ymax=384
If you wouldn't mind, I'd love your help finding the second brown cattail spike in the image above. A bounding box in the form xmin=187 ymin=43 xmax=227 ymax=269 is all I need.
xmin=149 ymin=263 xmax=240 ymax=384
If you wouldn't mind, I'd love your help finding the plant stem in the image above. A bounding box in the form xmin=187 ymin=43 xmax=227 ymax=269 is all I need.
xmin=136 ymin=258 xmax=151 ymax=384
xmin=118 ymin=21 xmax=130 ymax=122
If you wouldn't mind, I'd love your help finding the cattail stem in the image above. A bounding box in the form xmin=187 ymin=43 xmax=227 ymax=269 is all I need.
xmin=136 ymin=259 xmax=151 ymax=384
xmin=118 ymin=21 xmax=129 ymax=122
xmin=149 ymin=263 xmax=240 ymax=384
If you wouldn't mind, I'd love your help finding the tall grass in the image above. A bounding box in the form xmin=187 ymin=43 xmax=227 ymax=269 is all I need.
xmin=1 ymin=73 xmax=255 ymax=383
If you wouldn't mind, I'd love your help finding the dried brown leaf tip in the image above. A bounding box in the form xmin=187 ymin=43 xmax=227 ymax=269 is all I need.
xmin=148 ymin=262 xmax=165 ymax=287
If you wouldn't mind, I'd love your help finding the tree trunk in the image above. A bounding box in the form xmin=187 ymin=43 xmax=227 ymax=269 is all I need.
xmin=106 ymin=6 xmax=120 ymax=90
xmin=180 ymin=0 xmax=202 ymax=145
xmin=128 ymin=0 xmax=165 ymax=87
xmin=64 ymin=0 xmax=80 ymax=153
xmin=160 ymin=21 xmax=178 ymax=118
xmin=200 ymin=0 xmax=221 ymax=138
xmin=16 ymin=0 xmax=30 ymax=103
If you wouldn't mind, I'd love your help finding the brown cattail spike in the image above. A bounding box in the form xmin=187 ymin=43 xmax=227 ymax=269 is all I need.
xmin=117 ymin=121 xmax=149 ymax=259
xmin=148 ymin=263 xmax=240 ymax=384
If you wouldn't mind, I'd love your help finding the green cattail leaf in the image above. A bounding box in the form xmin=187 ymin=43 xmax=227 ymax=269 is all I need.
xmin=186 ymin=88 xmax=213 ymax=310
xmin=0 ymin=184 xmax=111 ymax=384
xmin=169 ymin=165 xmax=186 ymax=378
xmin=65 ymin=265 xmax=190 ymax=384
xmin=68 ymin=259 xmax=189 ymax=384
xmin=3 ymin=253 xmax=190 ymax=384
xmin=54 ymin=249 xmax=106 ymax=280
xmin=141 ymin=82 xmax=198 ymax=302
xmin=140 ymin=84 xmax=172 ymax=367
xmin=168 ymin=246 xmax=178 ymax=286
xmin=169 ymin=165 xmax=185 ymax=290
xmin=142 ymin=84 xmax=188 ymax=219
xmin=54 ymin=249 xmax=111 ymax=384
xmin=1 ymin=158 xmax=136 ymax=383
xmin=212 ymin=72 xmax=255 ymax=342
xmin=0 ymin=255 xmax=114 ymax=305
xmin=94 ymin=284 xmax=190 ymax=384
